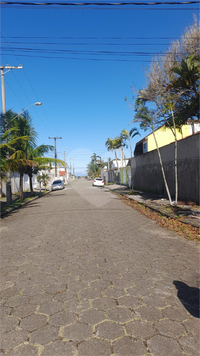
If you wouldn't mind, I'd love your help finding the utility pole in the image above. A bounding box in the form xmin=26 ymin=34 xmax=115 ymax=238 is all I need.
xmin=69 ymin=158 xmax=73 ymax=176
xmin=49 ymin=137 xmax=62 ymax=178
xmin=0 ymin=64 xmax=23 ymax=204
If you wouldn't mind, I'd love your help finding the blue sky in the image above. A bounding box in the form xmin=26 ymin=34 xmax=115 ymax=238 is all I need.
xmin=1 ymin=1 xmax=199 ymax=175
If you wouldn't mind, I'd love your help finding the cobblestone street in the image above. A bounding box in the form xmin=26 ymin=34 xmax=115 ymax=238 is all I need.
xmin=0 ymin=180 xmax=199 ymax=356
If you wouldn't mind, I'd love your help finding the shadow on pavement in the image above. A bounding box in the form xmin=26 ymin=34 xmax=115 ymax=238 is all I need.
xmin=173 ymin=281 xmax=200 ymax=318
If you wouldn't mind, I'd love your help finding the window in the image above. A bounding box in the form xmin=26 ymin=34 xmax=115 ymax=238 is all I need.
xmin=143 ymin=141 xmax=148 ymax=153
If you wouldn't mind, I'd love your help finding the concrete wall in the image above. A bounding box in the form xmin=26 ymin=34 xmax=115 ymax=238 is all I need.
xmin=131 ymin=133 xmax=200 ymax=203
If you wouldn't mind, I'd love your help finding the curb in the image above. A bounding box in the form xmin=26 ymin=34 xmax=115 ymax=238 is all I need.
xmin=0 ymin=190 xmax=51 ymax=218
xmin=110 ymin=189 xmax=199 ymax=229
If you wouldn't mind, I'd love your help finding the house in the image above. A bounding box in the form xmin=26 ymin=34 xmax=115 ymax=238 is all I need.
xmin=134 ymin=121 xmax=200 ymax=156
xmin=111 ymin=158 xmax=130 ymax=169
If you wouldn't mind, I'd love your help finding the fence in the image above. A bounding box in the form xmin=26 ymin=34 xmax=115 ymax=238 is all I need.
xmin=131 ymin=133 xmax=200 ymax=204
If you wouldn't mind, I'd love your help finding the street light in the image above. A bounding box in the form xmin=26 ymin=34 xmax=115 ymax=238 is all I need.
xmin=10 ymin=102 xmax=42 ymax=122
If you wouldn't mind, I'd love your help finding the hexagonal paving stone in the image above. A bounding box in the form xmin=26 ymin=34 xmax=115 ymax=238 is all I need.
xmin=147 ymin=335 xmax=182 ymax=356
xmin=155 ymin=319 xmax=186 ymax=338
xmin=79 ymin=288 xmax=102 ymax=300
xmin=0 ymin=287 xmax=20 ymax=299
xmin=49 ymin=310 xmax=76 ymax=326
xmin=78 ymin=338 xmax=111 ymax=356
xmin=5 ymin=344 xmax=39 ymax=356
xmin=103 ymin=288 xmax=127 ymax=299
xmin=112 ymin=279 xmax=134 ymax=290
xmin=135 ymin=306 xmax=162 ymax=322
xmin=53 ymin=290 xmax=77 ymax=303
xmin=183 ymin=318 xmax=200 ymax=336
xmin=45 ymin=283 xmax=67 ymax=294
xmin=106 ymin=307 xmax=133 ymax=323
xmin=79 ymin=309 xmax=106 ymax=325
xmin=117 ymin=295 xmax=143 ymax=309
xmin=38 ymin=301 xmax=63 ymax=315
xmin=113 ymin=336 xmax=147 ymax=356
xmin=62 ymin=322 xmax=93 ymax=342
xmin=95 ymin=321 xmax=125 ymax=340
xmin=161 ymin=306 xmax=189 ymax=321
xmin=125 ymin=320 xmax=156 ymax=339
xmin=12 ymin=304 xmax=37 ymax=318
xmin=142 ymin=294 xmax=166 ymax=308
xmin=64 ymin=298 xmax=90 ymax=313
xmin=1 ymin=329 xmax=28 ymax=351
xmin=42 ymin=340 xmax=75 ymax=356
xmin=92 ymin=297 xmax=117 ymax=311
xmin=89 ymin=280 xmax=111 ymax=290
xmin=0 ymin=306 xmax=11 ymax=318
xmin=21 ymin=285 xmax=45 ymax=296
xmin=5 ymin=296 xmax=30 ymax=308
xmin=29 ymin=293 xmax=53 ymax=305
xmin=29 ymin=325 xmax=60 ymax=345
xmin=179 ymin=334 xmax=200 ymax=356
xmin=20 ymin=313 xmax=47 ymax=332
xmin=1 ymin=316 xmax=19 ymax=333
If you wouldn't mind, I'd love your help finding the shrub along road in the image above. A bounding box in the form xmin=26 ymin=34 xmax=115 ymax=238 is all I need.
xmin=0 ymin=179 xmax=199 ymax=355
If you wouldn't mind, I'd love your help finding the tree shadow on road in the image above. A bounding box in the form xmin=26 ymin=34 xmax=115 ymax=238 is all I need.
xmin=173 ymin=281 xmax=200 ymax=318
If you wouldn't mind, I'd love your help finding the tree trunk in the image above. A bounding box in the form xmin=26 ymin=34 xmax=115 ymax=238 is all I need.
xmin=20 ymin=172 xmax=24 ymax=201
xmin=152 ymin=129 xmax=172 ymax=205
xmin=114 ymin=149 xmax=119 ymax=169
xmin=171 ymin=107 xmax=178 ymax=205
xmin=29 ymin=173 xmax=34 ymax=196
xmin=129 ymin=138 xmax=132 ymax=159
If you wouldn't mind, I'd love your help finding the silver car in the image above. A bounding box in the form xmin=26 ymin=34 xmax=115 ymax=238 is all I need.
xmin=51 ymin=179 xmax=64 ymax=191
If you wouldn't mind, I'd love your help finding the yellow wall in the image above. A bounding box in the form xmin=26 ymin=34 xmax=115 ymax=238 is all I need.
xmin=147 ymin=124 xmax=190 ymax=152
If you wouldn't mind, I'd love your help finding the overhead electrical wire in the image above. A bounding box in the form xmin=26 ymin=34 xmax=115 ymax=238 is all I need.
xmin=0 ymin=1 xmax=199 ymax=6
xmin=1 ymin=34 xmax=58 ymax=134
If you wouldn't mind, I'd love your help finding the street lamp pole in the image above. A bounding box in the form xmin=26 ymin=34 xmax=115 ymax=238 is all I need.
xmin=10 ymin=102 xmax=42 ymax=122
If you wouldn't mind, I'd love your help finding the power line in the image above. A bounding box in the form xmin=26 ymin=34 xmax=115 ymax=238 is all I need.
xmin=0 ymin=1 xmax=199 ymax=6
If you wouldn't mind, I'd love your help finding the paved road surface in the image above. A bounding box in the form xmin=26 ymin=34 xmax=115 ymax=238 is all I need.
xmin=0 ymin=180 xmax=199 ymax=356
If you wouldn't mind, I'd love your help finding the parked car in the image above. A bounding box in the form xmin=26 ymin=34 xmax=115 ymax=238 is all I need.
xmin=93 ymin=178 xmax=104 ymax=187
xmin=51 ymin=179 xmax=64 ymax=191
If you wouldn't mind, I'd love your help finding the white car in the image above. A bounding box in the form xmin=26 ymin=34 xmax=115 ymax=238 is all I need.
xmin=51 ymin=179 xmax=64 ymax=191
xmin=93 ymin=178 xmax=104 ymax=187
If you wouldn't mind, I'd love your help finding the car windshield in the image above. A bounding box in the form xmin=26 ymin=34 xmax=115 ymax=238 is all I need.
xmin=95 ymin=178 xmax=103 ymax=181
xmin=53 ymin=180 xmax=62 ymax=184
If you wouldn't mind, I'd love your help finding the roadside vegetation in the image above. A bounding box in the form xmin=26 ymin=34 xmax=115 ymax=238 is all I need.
xmin=0 ymin=109 xmax=66 ymax=204
xmin=126 ymin=18 xmax=199 ymax=206
xmin=120 ymin=195 xmax=199 ymax=241
xmin=87 ymin=153 xmax=105 ymax=178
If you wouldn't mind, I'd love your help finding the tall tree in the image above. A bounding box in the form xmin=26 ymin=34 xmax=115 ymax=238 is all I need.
xmin=132 ymin=98 xmax=173 ymax=205
xmin=128 ymin=19 xmax=200 ymax=205
xmin=87 ymin=160 xmax=100 ymax=178
xmin=120 ymin=128 xmax=140 ymax=159
xmin=25 ymin=144 xmax=54 ymax=196
xmin=105 ymin=137 xmax=121 ymax=169
xmin=6 ymin=111 xmax=38 ymax=201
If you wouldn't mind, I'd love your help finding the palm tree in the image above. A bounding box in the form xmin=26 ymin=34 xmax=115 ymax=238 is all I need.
xmin=86 ymin=161 xmax=100 ymax=178
xmin=105 ymin=137 xmax=121 ymax=169
xmin=171 ymin=54 xmax=200 ymax=128
xmin=120 ymin=128 xmax=140 ymax=159
xmin=25 ymin=144 xmax=54 ymax=196
xmin=40 ymin=173 xmax=50 ymax=191
xmin=132 ymin=98 xmax=173 ymax=205
xmin=8 ymin=111 xmax=38 ymax=201
xmin=0 ymin=116 xmax=29 ymax=200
